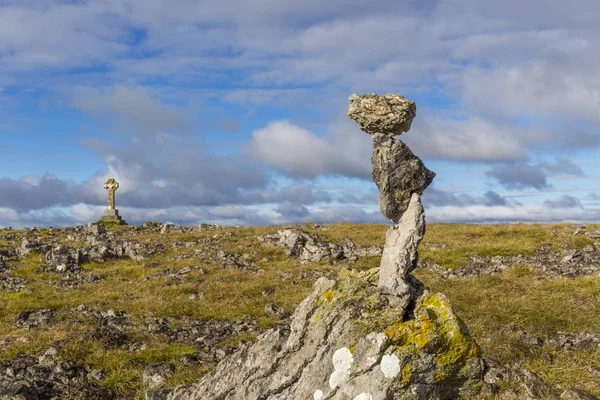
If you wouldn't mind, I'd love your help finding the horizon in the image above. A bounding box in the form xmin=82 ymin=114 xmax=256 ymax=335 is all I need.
xmin=1 ymin=0 xmax=599 ymax=228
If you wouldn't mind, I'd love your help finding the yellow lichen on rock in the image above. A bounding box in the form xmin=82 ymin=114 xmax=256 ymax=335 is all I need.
xmin=384 ymin=292 xmax=481 ymax=382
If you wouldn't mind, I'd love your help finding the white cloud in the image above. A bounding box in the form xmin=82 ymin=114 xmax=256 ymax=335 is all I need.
xmin=405 ymin=117 xmax=527 ymax=162
xmin=245 ymin=119 xmax=371 ymax=179
xmin=71 ymin=203 xmax=102 ymax=222
xmin=427 ymin=204 xmax=598 ymax=224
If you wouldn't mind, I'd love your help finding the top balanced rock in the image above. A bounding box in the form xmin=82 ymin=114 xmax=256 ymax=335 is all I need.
xmin=348 ymin=93 xmax=416 ymax=136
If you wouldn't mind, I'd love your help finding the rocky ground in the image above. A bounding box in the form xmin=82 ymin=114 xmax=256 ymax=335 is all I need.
xmin=0 ymin=222 xmax=598 ymax=399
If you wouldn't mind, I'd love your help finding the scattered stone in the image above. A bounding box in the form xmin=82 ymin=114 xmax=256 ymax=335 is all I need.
xmin=420 ymin=246 xmax=600 ymax=279
xmin=347 ymin=93 xmax=416 ymax=136
xmin=264 ymin=303 xmax=289 ymax=320
xmin=14 ymin=309 xmax=56 ymax=329
xmin=217 ymin=250 xmax=258 ymax=271
xmin=483 ymin=359 xmax=553 ymax=399
xmin=0 ymin=248 xmax=19 ymax=261
xmin=0 ymin=348 xmax=113 ymax=400
xmin=143 ymin=363 xmax=175 ymax=391
xmin=86 ymin=223 xmax=106 ymax=235
xmin=0 ymin=261 xmax=26 ymax=292
xmin=17 ymin=239 xmax=52 ymax=257
xmin=161 ymin=223 xmax=179 ymax=234
xmin=44 ymin=245 xmax=85 ymax=273
xmin=147 ymin=317 xmax=170 ymax=334
xmin=259 ymin=228 xmax=381 ymax=264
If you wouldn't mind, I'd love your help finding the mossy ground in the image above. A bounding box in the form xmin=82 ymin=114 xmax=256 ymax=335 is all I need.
xmin=0 ymin=222 xmax=598 ymax=398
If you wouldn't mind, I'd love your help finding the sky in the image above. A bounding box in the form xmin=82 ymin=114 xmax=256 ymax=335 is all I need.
xmin=1 ymin=0 xmax=600 ymax=228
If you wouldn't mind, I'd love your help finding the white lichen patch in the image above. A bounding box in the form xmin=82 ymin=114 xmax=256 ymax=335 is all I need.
xmin=353 ymin=393 xmax=373 ymax=400
xmin=380 ymin=354 xmax=401 ymax=378
xmin=314 ymin=389 xmax=324 ymax=400
xmin=332 ymin=347 xmax=354 ymax=370
xmin=329 ymin=347 xmax=354 ymax=389
xmin=329 ymin=369 xmax=351 ymax=390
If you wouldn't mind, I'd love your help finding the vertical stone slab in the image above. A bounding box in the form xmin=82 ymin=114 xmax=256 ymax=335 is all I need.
xmin=377 ymin=193 xmax=425 ymax=298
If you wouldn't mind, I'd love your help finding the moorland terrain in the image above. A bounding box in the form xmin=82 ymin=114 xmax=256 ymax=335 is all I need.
xmin=0 ymin=221 xmax=598 ymax=399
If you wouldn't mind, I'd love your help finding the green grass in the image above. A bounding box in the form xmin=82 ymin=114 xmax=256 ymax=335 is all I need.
xmin=0 ymin=222 xmax=598 ymax=398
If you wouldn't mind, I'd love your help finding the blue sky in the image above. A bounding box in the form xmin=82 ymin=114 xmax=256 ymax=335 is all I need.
xmin=1 ymin=0 xmax=600 ymax=228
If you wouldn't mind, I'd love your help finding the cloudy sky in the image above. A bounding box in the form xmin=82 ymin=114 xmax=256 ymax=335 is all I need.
xmin=1 ymin=0 xmax=599 ymax=228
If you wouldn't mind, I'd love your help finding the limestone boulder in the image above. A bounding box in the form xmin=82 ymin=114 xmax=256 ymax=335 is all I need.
xmin=348 ymin=93 xmax=416 ymax=135
xmin=259 ymin=228 xmax=382 ymax=264
xmin=372 ymin=133 xmax=435 ymax=223
xmin=166 ymin=269 xmax=484 ymax=400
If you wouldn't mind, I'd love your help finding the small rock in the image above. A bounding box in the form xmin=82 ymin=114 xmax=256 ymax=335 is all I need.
xmin=264 ymin=303 xmax=288 ymax=319
xmin=143 ymin=363 xmax=175 ymax=390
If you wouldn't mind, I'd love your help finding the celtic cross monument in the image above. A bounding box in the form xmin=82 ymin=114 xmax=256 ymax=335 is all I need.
xmin=101 ymin=178 xmax=127 ymax=224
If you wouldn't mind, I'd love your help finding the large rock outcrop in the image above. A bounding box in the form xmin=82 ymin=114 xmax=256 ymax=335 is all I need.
xmin=168 ymin=270 xmax=484 ymax=400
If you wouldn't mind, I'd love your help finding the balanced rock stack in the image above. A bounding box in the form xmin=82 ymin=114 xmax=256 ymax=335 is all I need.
xmin=348 ymin=93 xmax=435 ymax=305
xmin=165 ymin=96 xmax=484 ymax=400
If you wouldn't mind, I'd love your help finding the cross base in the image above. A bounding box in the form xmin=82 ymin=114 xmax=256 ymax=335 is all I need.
xmin=101 ymin=208 xmax=127 ymax=225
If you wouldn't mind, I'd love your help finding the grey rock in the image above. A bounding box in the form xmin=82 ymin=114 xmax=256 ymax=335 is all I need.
xmin=217 ymin=250 xmax=258 ymax=271
xmin=371 ymin=133 xmax=435 ymax=223
xmin=143 ymin=363 xmax=175 ymax=390
xmin=17 ymin=239 xmax=51 ymax=257
xmin=264 ymin=303 xmax=288 ymax=320
xmin=0 ymin=262 xmax=27 ymax=292
xmin=44 ymin=246 xmax=85 ymax=273
xmin=348 ymin=93 xmax=416 ymax=135
xmin=160 ymin=223 xmax=178 ymax=234
xmin=420 ymin=245 xmax=600 ymax=279
xmin=0 ymin=349 xmax=113 ymax=400
xmin=259 ymin=228 xmax=382 ymax=264
xmin=14 ymin=310 xmax=55 ymax=329
xmin=166 ymin=270 xmax=484 ymax=400
xmin=378 ymin=193 xmax=425 ymax=298
xmin=86 ymin=223 xmax=106 ymax=235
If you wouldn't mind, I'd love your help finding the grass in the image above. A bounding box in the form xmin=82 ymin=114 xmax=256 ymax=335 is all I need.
xmin=0 ymin=222 xmax=598 ymax=398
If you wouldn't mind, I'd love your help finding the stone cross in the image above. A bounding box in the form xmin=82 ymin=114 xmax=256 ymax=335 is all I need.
xmin=103 ymin=178 xmax=119 ymax=210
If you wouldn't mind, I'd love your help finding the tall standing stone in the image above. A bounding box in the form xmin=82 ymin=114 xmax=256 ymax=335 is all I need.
xmin=101 ymin=178 xmax=127 ymax=225
xmin=347 ymin=93 xmax=433 ymax=297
